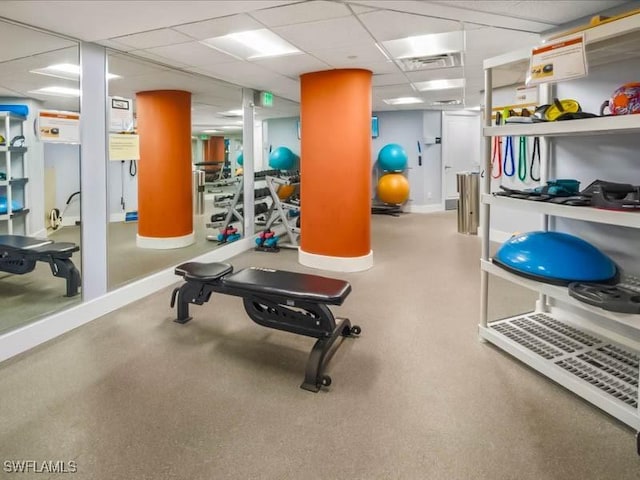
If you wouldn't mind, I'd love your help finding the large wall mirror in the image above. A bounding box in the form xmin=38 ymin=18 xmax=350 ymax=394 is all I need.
xmin=0 ymin=20 xmax=81 ymax=334
xmin=105 ymin=50 xmax=300 ymax=290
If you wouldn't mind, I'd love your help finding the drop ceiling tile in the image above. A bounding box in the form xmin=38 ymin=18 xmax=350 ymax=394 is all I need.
xmin=358 ymin=10 xmax=463 ymax=42
xmin=173 ymin=13 xmax=264 ymax=40
xmin=250 ymin=0 xmax=351 ymax=27
xmin=430 ymin=0 xmax=626 ymax=25
xmin=360 ymin=61 xmax=399 ymax=75
xmin=0 ymin=1 xmax=297 ymax=41
xmin=274 ymin=16 xmax=372 ymax=51
xmin=108 ymin=52 xmax=178 ymax=76
xmin=139 ymin=42 xmax=236 ymax=68
xmin=111 ymin=29 xmax=193 ymax=50
xmin=311 ymin=42 xmax=388 ymax=67
xmin=252 ymin=54 xmax=330 ymax=79
xmin=372 ymin=72 xmax=409 ymax=87
xmin=373 ymin=84 xmax=419 ymax=99
xmin=98 ymin=39 xmax=136 ymax=52
xmin=405 ymin=67 xmax=465 ymax=82
xmin=0 ymin=21 xmax=77 ymax=62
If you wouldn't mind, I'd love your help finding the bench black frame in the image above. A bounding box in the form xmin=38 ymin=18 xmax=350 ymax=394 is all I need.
xmin=170 ymin=268 xmax=360 ymax=392
xmin=0 ymin=239 xmax=81 ymax=297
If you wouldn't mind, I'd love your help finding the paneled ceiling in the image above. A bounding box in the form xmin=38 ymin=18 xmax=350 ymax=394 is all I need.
xmin=0 ymin=0 xmax=634 ymax=133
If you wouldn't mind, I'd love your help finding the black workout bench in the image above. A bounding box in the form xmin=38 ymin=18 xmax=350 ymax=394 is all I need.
xmin=171 ymin=262 xmax=360 ymax=392
xmin=0 ymin=235 xmax=81 ymax=297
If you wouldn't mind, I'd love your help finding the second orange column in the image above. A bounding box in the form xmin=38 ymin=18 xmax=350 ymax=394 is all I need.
xmin=299 ymin=69 xmax=373 ymax=271
xmin=136 ymin=90 xmax=194 ymax=249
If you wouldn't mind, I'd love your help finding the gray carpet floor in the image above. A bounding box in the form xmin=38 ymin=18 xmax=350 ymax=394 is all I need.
xmin=1 ymin=212 xmax=638 ymax=479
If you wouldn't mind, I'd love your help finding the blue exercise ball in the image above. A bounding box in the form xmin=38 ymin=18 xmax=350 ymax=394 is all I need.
xmin=269 ymin=146 xmax=298 ymax=170
xmin=237 ymin=152 xmax=243 ymax=166
xmin=494 ymin=231 xmax=616 ymax=285
xmin=378 ymin=143 xmax=408 ymax=171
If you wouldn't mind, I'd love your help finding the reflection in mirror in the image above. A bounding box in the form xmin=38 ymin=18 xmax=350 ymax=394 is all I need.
xmin=105 ymin=52 xmax=249 ymax=290
xmin=0 ymin=20 xmax=81 ymax=335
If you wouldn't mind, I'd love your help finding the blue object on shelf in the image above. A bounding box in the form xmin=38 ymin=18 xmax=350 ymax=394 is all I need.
xmin=0 ymin=196 xmax=24 ymax=214
xmin=0 ymin=104 xmax=29 ymax=117
xmin=494 ymin=231 xmax=617 ymax=285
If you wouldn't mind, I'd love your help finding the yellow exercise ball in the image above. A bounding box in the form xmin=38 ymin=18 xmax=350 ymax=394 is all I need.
xmin=377 ymin=173 xmax=410 ymax=204
xmin=235 ymin=167 xmax=244 ymax=176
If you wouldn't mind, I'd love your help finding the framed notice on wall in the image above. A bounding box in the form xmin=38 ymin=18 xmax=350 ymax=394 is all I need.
xmin=37 ymin=110 xmax=80 ymax=144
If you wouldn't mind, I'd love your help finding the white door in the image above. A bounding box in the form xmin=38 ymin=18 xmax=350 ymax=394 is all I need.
xmin=441 ymin=111 xmax=481 ymax=209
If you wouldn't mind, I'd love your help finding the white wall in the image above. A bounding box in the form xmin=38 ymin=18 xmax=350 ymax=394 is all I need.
xmin=43 ymin=143 xmax=81 ymax=224
xmin=107 ymin=159 xmax=138 ymax=221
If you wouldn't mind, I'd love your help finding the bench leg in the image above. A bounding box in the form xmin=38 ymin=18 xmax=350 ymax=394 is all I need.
xmin=50 ymin=258 xmax=81 ymax=297
xmin=300 ymin=317 xmax=359 ymax=392
xmin=170 ymin=282 xmax=215 ymax=324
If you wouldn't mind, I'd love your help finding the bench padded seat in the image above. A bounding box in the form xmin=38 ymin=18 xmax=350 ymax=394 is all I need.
xmin=32 ymin=242 xmax=79 ymax=255
xmin=175 ymin=262 xmax=233 ymax=282
xmin=0 ymin=235 xmax=51 ymax=250
xmin=222 ymin=267 xmax=351 ymax=305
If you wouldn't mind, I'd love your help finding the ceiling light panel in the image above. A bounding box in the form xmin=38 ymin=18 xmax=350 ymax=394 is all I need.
xmin=383 ymin=97 xmax=424 ymax=105
xmin=30 ymin=86 xmax=81 ymax=97
xmin=382 ymin=31 xmax=464 ymax=60
xmin=201 ymin=29 xmax=301 ymax=60
xmin=173 ymin=13 xmax=264 ymax=41
xmin=30 ymin=63 xmax=120 ymax=80
xmin=414 ymin=78 xmax=465 ymax=91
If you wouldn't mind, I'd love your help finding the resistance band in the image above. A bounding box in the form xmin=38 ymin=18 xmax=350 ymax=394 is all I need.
xmin=530 ymin=137 xmax=541 ymax=182
xmin=518 ymin=137 xmax=527 ymax=182
xmin=503 ymin=136 xmax=515 ymax=177
xmin=491 ymin=136 xmax=502 ymax=178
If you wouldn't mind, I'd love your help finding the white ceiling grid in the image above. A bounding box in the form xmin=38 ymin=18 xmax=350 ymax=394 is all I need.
xmin=0 ymin=0 xmax=633 ymax=129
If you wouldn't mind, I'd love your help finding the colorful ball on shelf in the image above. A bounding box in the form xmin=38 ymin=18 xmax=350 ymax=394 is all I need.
xmin=269 ymin=146 xmax=298 ymax=170
xmin=376 ymin=173 xmax=410 ymax=204
xmin=607 ymin=83 xmax=640 ymax=115
xmin=377 ymin=143 xmax=408 ymax=171
xmin=236 ymin=152 xmax=243 ymax=166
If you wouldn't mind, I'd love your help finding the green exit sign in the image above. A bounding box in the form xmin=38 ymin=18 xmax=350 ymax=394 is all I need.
xmin=199 ymin=134 xmax=209 ymax=140
xmin=260 ymin=91 xmax=273 ymax=107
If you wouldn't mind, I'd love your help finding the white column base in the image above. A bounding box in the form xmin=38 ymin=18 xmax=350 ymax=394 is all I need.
xmin=136 ymin=231 xmax=195 ymax=249
xmin=298 ymin=248 xmax=373 ymax=272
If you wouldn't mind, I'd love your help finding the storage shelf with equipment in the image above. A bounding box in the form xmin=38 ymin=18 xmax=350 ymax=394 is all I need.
xmin=0 ymin=112 xmax=28 ymax=235
xmin=480 ymin=12 xmax=640 ymax=452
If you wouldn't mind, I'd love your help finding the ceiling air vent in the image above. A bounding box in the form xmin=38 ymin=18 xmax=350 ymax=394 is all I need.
xmin=431 ymin=99 xmax=462 ymax=106
xmin=396 ymin=52 xmax=463 ymax=72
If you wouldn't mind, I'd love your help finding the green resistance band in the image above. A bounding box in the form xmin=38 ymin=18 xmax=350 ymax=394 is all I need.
xmin=518 ymin=137 xmax=527 ymax=182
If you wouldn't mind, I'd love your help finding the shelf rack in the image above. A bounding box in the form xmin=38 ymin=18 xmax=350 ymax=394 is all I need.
xmin=0 ymin=112 xmax=28 ymax=235
xmin=479 ymin=12 xmax=640 ymax=451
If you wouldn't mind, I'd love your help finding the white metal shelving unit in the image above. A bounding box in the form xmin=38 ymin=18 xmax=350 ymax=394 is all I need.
xmin=479 ymin=14 xmax=640 ymax=452
xmin=0 ymin=112 xmax=29 ymax=234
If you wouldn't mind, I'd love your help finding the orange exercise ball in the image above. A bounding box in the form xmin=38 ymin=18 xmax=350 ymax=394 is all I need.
xmin=277 ymin=184 xmax=296 ymax=200
xmin=377 ymin=173 xmax=410 ymax=204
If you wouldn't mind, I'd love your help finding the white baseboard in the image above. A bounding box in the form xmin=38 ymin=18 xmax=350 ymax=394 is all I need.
xmin=0 ymin=236 xmax=255 ymax=363
xmin=61 ymin=215 xmax=81 ymax=227
xmin=299 ymin=248 xmax=373 ymax=272
xmin=405 ymin=204 xmax=444 ymax=214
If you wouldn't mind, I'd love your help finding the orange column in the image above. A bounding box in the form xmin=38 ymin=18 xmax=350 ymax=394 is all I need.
xmin=136 ymin=90 xmax=194 ymax=249
xmin=202 ymin=139 xmax=210 ymax=161
xmin=299 ymin=69 xmax=373 ymax=271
